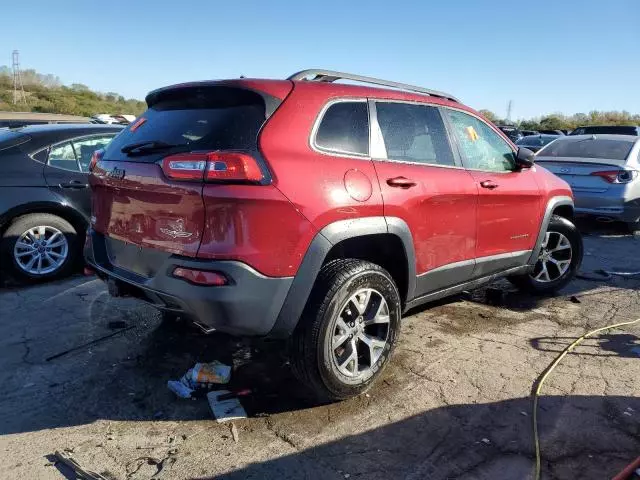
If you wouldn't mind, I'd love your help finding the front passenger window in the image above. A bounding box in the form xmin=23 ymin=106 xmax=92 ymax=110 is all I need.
xmin=48 ymin=142 xmax=80 ymax=172
xmin=446 ymin=110 xmax=516 ymax=172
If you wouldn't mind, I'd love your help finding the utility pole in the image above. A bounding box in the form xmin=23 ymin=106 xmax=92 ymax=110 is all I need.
xmin=506 ymin=100 xmax=513 ymax=123
xmin=12 ymin=50 xmax=28 ymax=105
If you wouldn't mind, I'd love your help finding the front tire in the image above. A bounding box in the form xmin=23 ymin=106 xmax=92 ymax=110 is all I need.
xmin=290 ymin=259 xmax=401 ymax=402
xmin=1 ymin=213 xmax=79 ymax=282
xmin=509 ymin=215 xmax=583 ymax=294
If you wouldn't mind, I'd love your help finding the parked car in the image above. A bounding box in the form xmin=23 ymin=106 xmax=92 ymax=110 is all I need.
xmin=539 ymin=129 xmax=566 ymax=136
xmin=497 ymin=125 xmax=523 ymax=142
xmin=535 ymin=134 xmax=640 ymax=233
xmin=520 ymin=130 xmax=539 ymax=137
xmin=515 ymin=134 xmax=560 ymax=153
xmin=0 ymin=112 xmax=92 ymax=129
xmin=0 ymin=124 xmax=123 ymax=281
xmin=85 ymin=69 xmax=582 ymax=401
xmin=569 ymin=126 xmax=640 ymax=136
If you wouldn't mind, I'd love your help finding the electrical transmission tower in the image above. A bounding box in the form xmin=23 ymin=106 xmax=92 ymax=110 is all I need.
xmin=12 ymin=50 xmax=28 ymax=105
xmin=506 ymin=100 xmax=513 ymax=122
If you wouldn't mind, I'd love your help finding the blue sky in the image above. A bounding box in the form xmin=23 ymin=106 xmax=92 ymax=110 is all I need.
xmin=1 ymin=0 xmax=638 ymax=119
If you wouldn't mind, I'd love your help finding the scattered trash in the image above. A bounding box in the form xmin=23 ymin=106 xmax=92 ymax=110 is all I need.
xmin=569 ymin=296 xmax=581 ymax=304
xmin=230 ymin=423 xmax=239 ymax=443
xmin=167 ymin=361 xmax=232 ymax=399
xmin=107 ymin=320 xmax=128 ymax=330
xmin=624 ymin=411 xmax=633 ymax=417
xmin=53 ymin=450 xmax=109 ymax=480
xmin=208 ymin=390 xmax=247 ymax=423
xmin=481 ymin=438 xmax=491 ymax=445
xmin=167 ymin=380 xmax=195 ymax=399
xmin=520 ymin=411 xmax=528 ymax=417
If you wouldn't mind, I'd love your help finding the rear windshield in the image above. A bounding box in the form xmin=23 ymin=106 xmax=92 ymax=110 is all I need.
xmin=0 ymin=129 xmax=30 ymax=151
xmin=516 ymin=136 xmax=557 ymax=147
xmin=537 ymin=138 xmax=634 ymax=160
xmin=104 ymin=86 xmax=266 ymax=161
xmin=570 ymin=126 xmax=639 ymax=136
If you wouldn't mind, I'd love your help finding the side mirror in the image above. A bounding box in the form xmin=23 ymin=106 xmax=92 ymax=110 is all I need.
xmin=515 ymin=147 xmax=535 ymax=169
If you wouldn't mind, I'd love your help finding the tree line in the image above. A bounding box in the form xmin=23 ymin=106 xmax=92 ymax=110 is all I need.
xmin=479 ymin=109 xmax=640 ymax=131
xmin=0 ymin=66 xmax=146 ymax=117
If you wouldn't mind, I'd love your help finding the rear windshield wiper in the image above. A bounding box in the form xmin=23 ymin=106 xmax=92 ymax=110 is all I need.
xmin=121 ymin=140 xmax=185 ymax=155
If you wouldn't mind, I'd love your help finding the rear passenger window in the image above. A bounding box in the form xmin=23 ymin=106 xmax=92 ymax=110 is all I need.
xmin=315 ymin=101 xmax=369 ymax=156
xmin=72 ymin=135 xmax=115 ymax=171
xmin=48 ymin=142 xmax=80 ymax=172
xmin=376 ymin=103 xmax=455 ymax=166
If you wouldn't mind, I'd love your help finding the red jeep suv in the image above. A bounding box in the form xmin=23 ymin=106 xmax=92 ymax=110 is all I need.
xmin=85 ymin=69 xmax=582 ymax=400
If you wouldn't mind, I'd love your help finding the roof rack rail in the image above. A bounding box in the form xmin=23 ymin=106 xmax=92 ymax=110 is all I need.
xmin=288 ymin=69 xmax=459 ymax=103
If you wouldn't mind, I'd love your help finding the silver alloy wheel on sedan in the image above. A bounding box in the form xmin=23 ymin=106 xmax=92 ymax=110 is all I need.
xmin=13 ymin=225 xmax=69 ymax=275
xmin=331 ymin=288 xmax=390 ymax=378
xmin=531 ymin=231 xmax=572 ymax=283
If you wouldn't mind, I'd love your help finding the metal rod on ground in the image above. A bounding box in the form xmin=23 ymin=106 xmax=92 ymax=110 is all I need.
xmin=46 ymin=326 xmax=134 ymax=361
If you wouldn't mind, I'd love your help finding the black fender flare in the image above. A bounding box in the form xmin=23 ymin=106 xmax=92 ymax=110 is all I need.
xmin=528 ymin=196 xmax=574 ymax=264
xmin=269 ymin=216 xmax=416 ymax=337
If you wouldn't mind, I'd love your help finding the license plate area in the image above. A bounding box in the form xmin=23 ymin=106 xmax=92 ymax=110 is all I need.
xmin=105 ymin=237 xmax=170 ymax=278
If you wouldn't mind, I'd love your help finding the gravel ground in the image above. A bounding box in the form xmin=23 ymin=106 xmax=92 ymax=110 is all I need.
xmin=0 ymin=222 xmax=639 ymax=480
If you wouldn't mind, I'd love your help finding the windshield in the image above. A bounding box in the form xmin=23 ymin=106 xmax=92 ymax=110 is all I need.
xmin=537 ymin=138 xmax=634 ymax=160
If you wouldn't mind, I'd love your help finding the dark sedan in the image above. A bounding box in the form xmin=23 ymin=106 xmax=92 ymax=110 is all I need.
xmin=0 ymin=124 xmax=122 ymax=282
xmin=515 ymin=134 xmax=560 ymax=153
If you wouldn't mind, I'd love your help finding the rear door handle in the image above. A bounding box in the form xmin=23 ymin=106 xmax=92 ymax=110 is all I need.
xmin=480 ymin=180 xmax=499 ymax=190
xmin=387 ymin=177 xmax=417 ymax=189
xmin=60 ymin=180 xmax=88 ymax=189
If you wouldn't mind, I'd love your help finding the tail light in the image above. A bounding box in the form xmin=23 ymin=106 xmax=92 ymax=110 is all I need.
xmin=590 ymin=169 xmax=638 ymax=184
xmin=161 ymin=151 xmax=264 ymax=183
xmin=89 ymin=148 xmax=105 ymax=173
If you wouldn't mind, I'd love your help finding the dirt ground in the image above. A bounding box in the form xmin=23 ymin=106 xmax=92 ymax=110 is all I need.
xmin=0 ymin=221 xmax=639 ymax=480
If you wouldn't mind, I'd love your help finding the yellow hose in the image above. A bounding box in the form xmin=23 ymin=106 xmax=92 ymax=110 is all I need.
xmin=533 ymin=317 xmax=640 ymax=480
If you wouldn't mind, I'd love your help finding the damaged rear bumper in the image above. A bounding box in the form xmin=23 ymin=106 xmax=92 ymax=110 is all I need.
xmin=84 ymin=229 xmax=293 ymax=336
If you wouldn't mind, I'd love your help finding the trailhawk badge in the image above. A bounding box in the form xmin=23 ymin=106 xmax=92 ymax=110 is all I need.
xmin=160 ymin=219 xmax=193 ymax=239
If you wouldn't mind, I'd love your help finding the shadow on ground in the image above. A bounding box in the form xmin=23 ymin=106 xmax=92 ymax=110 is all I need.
xmin=196 ymin=395 xmax=640 ymax=480
xmin=531 ymin=333 xmax=640 ymax=359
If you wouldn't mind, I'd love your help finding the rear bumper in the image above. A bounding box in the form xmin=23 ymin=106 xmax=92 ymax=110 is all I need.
xmin=573 ymin=191 xmax=640 ymax=222
xmin=84 ymin=230 xmax=293 ymax=336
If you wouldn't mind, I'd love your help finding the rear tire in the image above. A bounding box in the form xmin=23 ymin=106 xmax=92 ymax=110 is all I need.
xmin=1 ymin=213 xmax=79 ymax=282
xmin=290 ymin=259 xmax=401 ymax=402
xmin=509 ymin=215 xmax=583 ymax=294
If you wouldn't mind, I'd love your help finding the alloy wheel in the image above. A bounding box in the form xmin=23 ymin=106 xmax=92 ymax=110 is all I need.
xmin=331 ymin=288 xmax=390 ymax=378
xmin=13 ymin=225 xmax=69 ymax=275
xmin=531 ymin=231 xmax=572 ymax=283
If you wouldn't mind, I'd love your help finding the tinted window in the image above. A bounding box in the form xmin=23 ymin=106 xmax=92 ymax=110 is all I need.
xmin=48 ymin=141 xmax=80 ymax=172
xmin=376 ymin=103 xmax=455 ymax=166
xmin=537 ymin=138 xmax=634 ymax=160
xmin=570 ymin=126 xmax=639 ymax=136
xmin=516 ymin=135 xmax=558 ymax=148
xmin=73 ymin=135 xmax=114 ymax=171
xmin=447 ymin=110 xmax=516 ymax=172
xmin=315 ymin=102 xmax=369 ymax=156
xmin=104 ymin=87 xmax=266 ymax=162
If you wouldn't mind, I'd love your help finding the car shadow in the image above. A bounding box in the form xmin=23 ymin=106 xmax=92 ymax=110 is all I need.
xmin=195 ymin=394 xmax=640 ymax=480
